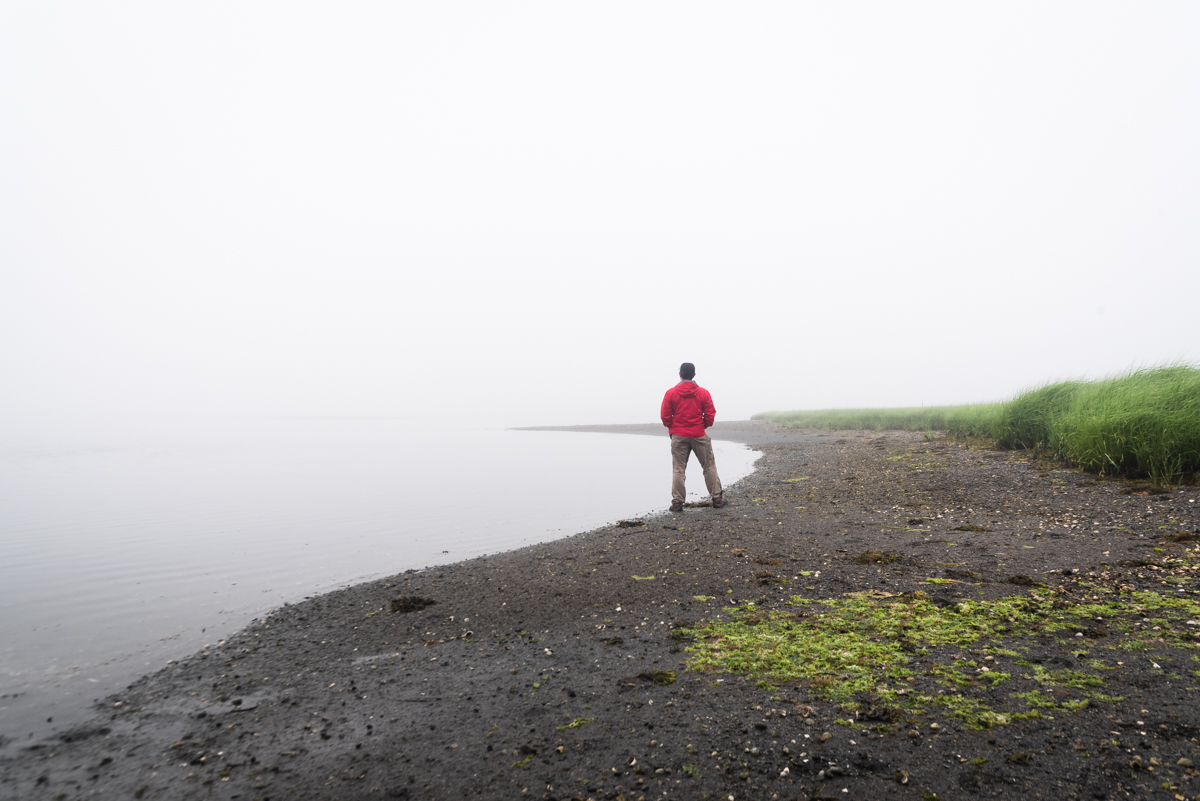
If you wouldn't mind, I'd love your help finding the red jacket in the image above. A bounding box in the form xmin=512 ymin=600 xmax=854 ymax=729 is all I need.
xmin=661 ymin=381 xmax=715 ymax=438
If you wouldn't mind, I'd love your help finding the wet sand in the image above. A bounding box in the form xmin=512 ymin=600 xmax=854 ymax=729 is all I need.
xmin=3 ymin=424 xmax=1199 ymax=801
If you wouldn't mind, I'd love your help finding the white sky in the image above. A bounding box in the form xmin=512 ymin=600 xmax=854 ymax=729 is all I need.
xmin=2 ymin=3 xmax=1198 ymax=427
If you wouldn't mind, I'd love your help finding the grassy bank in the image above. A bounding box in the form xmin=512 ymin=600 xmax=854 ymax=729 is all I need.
xmin=754 ymin=365 xmax=1200 ymax=484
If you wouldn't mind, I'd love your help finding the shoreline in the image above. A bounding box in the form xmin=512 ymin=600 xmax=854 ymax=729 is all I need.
xmin=0 ymin=423 xmax=766 ymax=753
xmin=3 ymin=426 xmax=1199 ymax=800
xmin=511 ymin=419 xmax=830 ymax=446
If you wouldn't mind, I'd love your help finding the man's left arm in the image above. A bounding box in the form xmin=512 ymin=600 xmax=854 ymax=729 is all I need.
xmin=701 ymin=390 xmax=715 ymax=429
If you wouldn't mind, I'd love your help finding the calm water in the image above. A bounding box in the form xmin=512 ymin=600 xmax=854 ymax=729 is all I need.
xmin=0 ymin=418 xmax=758 ymax=748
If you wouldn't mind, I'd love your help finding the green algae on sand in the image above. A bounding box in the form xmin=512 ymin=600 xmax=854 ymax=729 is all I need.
xmin=683 ymin=582 xmax=1200 ymax=729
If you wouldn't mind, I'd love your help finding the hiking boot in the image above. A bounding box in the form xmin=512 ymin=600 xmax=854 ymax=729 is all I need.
xmin=712 ymin=496 xmax=728 ymax=509
xmin=669 ymin=500 xmax=684 ymax=513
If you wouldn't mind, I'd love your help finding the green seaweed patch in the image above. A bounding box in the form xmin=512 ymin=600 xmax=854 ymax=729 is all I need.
xmin=981 ymin=646 xmax=1021 ymax=657
xmin=1089 ymin=693 xmax=1126 ymax=704
xmin=1027 ymin=664 xmax=1105 ymax=689
xmin=919 ymin=693 xmax=1011 ymax=729
xmin=632 ymin=575 xmax=656 ymax=581
xmin=1011 ymin=690 xmax=1056 ymax=709
xmin=682 ymin=589 xmax=1200 ymax=729
xmin=1116 ymin=639 xmax=1149 ymax=651
xmin=555 ymin=717 xmax=595 ymax=731
xmin=645 ymin=670 xmax=677 ymax=686
xmin=930 ymin=662 xmax=1011 ymax=688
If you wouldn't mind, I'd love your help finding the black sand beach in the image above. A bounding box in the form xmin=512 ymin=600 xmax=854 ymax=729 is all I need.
xmin=3 ymin=422 xmax=1199 ymax=801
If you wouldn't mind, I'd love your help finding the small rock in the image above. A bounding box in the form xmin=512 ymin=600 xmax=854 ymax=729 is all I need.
xmin=895 ymin=770 xmax=909 ymax=784
xmin=390 ymin=596 xmax=436 ymax=614
xmin=908 ymin=730 xmax=921 ymax=739
xmin=819 ymin=732 xmax=832 ymax=742
xmin=1179 ymin=758 xmax=1194 ymax=768
xmin=618 ymin=670 xmax=676 ymax=687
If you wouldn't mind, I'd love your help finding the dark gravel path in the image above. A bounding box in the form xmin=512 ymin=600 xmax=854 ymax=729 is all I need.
xmin=3 ymin=427 xmax=1199 ymax=801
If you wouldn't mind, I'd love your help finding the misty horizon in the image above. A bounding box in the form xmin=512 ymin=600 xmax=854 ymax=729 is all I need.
xmin=3 ymin=4 xmax=1198 ymax=428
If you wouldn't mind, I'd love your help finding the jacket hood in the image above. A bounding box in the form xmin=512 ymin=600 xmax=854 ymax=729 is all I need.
xmin=675 ymin=380 xmax=698 ymax=397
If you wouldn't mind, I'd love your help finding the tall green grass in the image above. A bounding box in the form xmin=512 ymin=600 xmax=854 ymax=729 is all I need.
xmin=754 ymin=366 xmax=1200 ymax=485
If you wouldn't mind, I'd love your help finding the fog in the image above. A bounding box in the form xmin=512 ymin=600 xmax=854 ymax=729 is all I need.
xmin=3 ymin=3 xmax=1198 ymax=428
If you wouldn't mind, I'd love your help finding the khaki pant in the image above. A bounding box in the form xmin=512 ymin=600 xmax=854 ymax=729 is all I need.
xmin=670 ymin=434 xmax=723 ymax=503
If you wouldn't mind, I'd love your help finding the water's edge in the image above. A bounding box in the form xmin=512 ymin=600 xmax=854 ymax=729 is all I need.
xmin=1 ymin=423 xmax=799 ymax=752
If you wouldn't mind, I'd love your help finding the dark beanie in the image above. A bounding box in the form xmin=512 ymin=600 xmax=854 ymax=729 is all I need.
xmin=680 ymin=363 xmax=696 ymax=380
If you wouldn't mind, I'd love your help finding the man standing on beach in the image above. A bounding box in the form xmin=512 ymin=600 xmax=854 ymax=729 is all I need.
xmin=661 ymin=362 xmax=726 ymax=513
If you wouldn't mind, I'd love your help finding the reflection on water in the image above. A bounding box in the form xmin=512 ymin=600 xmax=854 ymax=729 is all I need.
xmin=0 ymin=419 xmax=758 ymax=746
